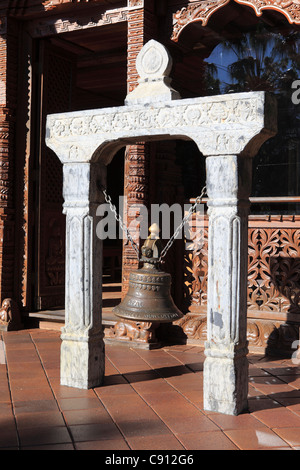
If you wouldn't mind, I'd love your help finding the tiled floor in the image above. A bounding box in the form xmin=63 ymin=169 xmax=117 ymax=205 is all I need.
xmin=2 ymin=328 xmax=300 ymax=450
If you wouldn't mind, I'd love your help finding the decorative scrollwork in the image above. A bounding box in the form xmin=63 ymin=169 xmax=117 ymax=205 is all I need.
xmin=171 ymin=0 xmax=300 ymax=43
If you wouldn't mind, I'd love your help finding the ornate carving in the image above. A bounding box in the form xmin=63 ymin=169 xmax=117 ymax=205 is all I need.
xmin=181 ymin=216 xmax=300 ymax=352
xmin=50 ymin=98 xmax=262 ymax=139
xmin=47 ymin=93 xmax=270 ymax=159
xmin=128 ymin=0 xmax=144 ymax=7
xmin=173 ymin=314 xmax=299 ymax=356
xmin=171 ymin=0 xmax=230 ymax=42
xmin=248 ymin=225 xmax=300 ymax=314
xmin=107 ymin=319 xmax=159 ymax=343
xmin=42 ymin=0 xmax=97 ymax=11
xmin=31 ymin=8 xmax=128 ymax=38
xmin=171 ymin=0 xmax=300 ymax=43
xmin=174 ymin=313 xmax=207 ymax=341
xmin=235 ymin=0 xmax=300 ymax=24
xmin=184 ymin=225 xmax=208 ymax=309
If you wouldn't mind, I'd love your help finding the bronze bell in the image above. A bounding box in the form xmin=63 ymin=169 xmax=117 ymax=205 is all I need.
xmin=113 ymin=224 xmax=183 ymax=323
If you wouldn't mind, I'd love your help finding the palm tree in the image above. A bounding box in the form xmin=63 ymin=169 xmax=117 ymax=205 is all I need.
xmin=221 ymin=24 xmax=298 ymax=93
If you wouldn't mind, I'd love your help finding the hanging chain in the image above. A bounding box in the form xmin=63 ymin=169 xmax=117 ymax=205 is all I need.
xmin=101 ymin=188 xmax=140 ymax=259
xmin=158 ymin=185 xmax=206 ymax=262
xmin=101 ymin=185 xmax=207 ymax=262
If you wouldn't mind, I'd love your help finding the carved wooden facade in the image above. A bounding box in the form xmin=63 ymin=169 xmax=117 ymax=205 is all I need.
xmin=176 ymin=214 xmax=300 ymax=354
xmin=0 ymin=0 xmax=299 ymax=355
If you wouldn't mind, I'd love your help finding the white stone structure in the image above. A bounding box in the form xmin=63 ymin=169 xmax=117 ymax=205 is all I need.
xmin=46 ymin=40 xmax=276 ymax=414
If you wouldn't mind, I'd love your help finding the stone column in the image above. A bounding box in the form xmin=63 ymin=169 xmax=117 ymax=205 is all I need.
xmin=203 ymin=155 xmax=252 ymax=415
xmin=60 ymin=161 xmax=106 ymax=389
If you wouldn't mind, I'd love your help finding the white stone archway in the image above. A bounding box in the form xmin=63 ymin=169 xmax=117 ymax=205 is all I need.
xmin=46 ymin=40 xmax=276 ymax=415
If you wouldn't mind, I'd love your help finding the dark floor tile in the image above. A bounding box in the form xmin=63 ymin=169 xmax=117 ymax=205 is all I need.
xmin=13 ymin=399 xmax=59 ymax=414
xmin=19 ymin=425 xmax=72 ymax=447
xmin=75 ymin=439 xmax=130 ymax=450
xmin=69 ymin=422 xmax=123 ymax=442
xmin=15 ymin=411 xmax=65 ymax=429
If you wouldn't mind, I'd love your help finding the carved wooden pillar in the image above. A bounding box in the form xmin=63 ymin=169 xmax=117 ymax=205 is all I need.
xmin=122 ymin=0 xmax=157 ymax=296
xmin=0 ymin=17 xmax=22 ymax=330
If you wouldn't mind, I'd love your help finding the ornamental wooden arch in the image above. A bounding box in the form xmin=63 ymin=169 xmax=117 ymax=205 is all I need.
xmin=171 ymin=0 xmax=300 ymax=42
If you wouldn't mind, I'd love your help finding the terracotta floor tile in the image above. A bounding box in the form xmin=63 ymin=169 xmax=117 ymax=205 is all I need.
xmin=151 ymin=400 xmax=199 ymax=421
xmin=5 ymin=328 xmax=300 ymax=450
xmin=15 ymin=410 xmax=65 ymax=429
xmin=248 ymin=366 xmax=271 ymax=377
xmin=208 ymin=411 xmax=268 ymax=430
xmin=11 ymin=386 xmax=54 ymax=402
xmin=58 ymin=396 xmax=102 ymax=411
xmin=279 ymin=375 xmax=300 ymax=389
xmin=63 ymin=408 xmax=111 ymax=426
xmin=263 ymin=367 xmax=300 ymax=376
xmin=0 ymin=386 xmax=11 ymax=403
xmin=21 ymin=443 xmax=74 ymax=450
xmin=159 ymin=412 xmax=220 ymax=434
xmin=247 ymin=397 xmax=283 ymax=412
xmin=272 ymin=397 xmax=300 ymax=410
xmin=138 ymin=390 xmax=182 ymax=406
xmin=224 ymin=428 xmax=291 ymax=450
xmin=51 ymin=381 xmax=96 ymax=399
xmin=272 ymin=427 xmax=300 ymax=447
xmin=0 ymin=401 xmax=14 ymax=417
xmin=94 ymin=381 xmax=134 ymax=397
xmin=19 ymin=425 xmax=72 ymax=447
xmin=13 ymin=399 xmax=59 ymax=414
xmin=0 ymin=426 xmax=19 ymax=448
xmin=75 ymin=439 xmax=130 ymax=450
xmin=69 ymin=422 xmax=123 ymax=442
xmin=128 ymin=434 xmax=185 ymax=450
xmin=253 ymin=407 xmax=300 ymax=428
xmin=117 ymin=417 xmax=171 ymax=437
xmin=176 ymin=430 xmax=239 ymax=450
xmin=9 ymin=376 xmax=49 ymax=389
xmin=249 ymin=376 xmax=295 ymax=395
xmin=5 ymin=350 xmax=40 ymax=363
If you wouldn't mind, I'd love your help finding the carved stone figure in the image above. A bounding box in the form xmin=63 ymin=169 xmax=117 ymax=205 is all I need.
xmin=0 ymin=298 xmax=23 ymax=331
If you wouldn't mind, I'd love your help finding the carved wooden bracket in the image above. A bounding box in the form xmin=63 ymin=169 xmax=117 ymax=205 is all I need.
xmin=172 ymin=0 xmax=230 ymax=41
xmin=171 ymin=0 xmax=300 ymax=42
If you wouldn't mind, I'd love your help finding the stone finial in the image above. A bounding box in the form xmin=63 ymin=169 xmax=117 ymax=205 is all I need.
xmin=125 ymin=40 xmax=181 ymax=105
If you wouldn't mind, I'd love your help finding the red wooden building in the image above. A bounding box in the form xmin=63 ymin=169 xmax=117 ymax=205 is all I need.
xmin=0 ymin=0 xmax=299 ymax=355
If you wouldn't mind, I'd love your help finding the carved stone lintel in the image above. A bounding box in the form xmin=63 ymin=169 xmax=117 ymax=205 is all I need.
xmin=46 ymin=92 xmax=276 ymax=163
xmin=0 ymin=298 xmax=23 ymax=331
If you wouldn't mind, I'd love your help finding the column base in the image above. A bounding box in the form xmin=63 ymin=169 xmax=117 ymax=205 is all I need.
xmin=60 ymin=333 xmax=105 ymax=389
xmin=203 ymin=341 xmax=249 ymax=415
